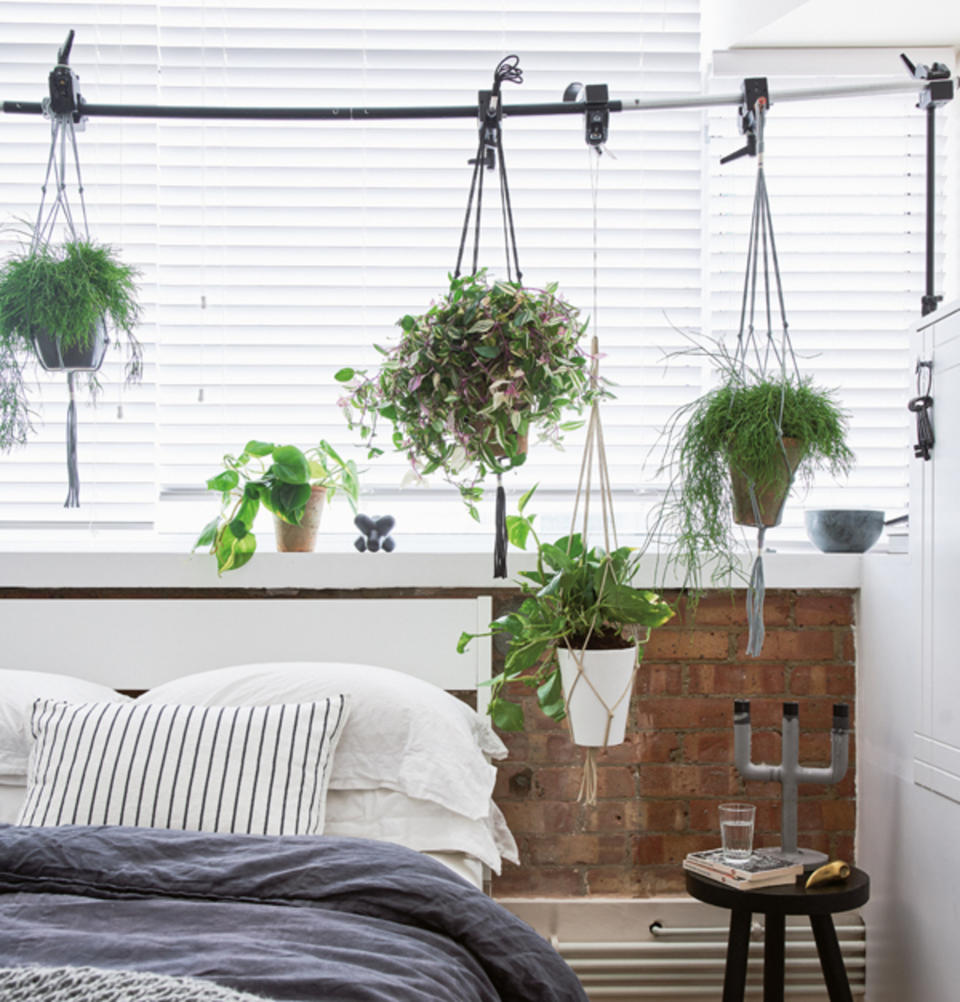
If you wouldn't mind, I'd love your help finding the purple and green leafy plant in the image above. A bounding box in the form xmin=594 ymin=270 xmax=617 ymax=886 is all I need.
xmin=335 ymin=270 xmax=604 ymax=518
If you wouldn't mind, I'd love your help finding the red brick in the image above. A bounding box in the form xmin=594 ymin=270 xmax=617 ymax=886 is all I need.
xmin=842 ymin=631 xmax=857 ymax=663
xmin=832 ymin=834 xmax=855 ymax=863
xmin=634 ymin=867 xmax=687 ymax=895
xmin=821 ymin=799 xmax=856 ymax=831
xmin=683 ymin=731 xmax=734 ymax=763
xmin=492 ymin=866 xmax=582 ymax=897
xmin=795 ymin=594 xmax=854 ymax=627
xmin=635 ymin=663 xmax=684 ymax=696
xmin=688 ymin=663 xmax=787 ymax=696
xmin=533 ymin=766 xmax=583 ymax=801
xmin=527 ymin=835 xmax=602 ymax=866
xmin=686 ymin=591 xmax=791 ymax=627
xmin=642 ymin=799 xmax=689 ymax=832
xmin=735 ymin=629 xmax=836 ymax=661
xmin=637 ymin=698 xmax=732 ymax=730
xmin=585 ymin=800 xmax=643 ymax=833
xmin=790 ymin=664 xmax=855 ymax=697
xmin=645 ymin=629 xmax=731 ymax=660
xmin=499 ymin=800 xmax=580 ymax=835
xmin=596 ymin=766 xmax=637 ymax=800
xmin=632 ymin=833 xmax=715 ymax=865
xmin=585 ymin=868 xmax=644 ymax=895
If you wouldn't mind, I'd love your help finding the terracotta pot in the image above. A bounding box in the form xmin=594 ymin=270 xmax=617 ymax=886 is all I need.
xmin=488 ymin=432 xmax=528 ymax=460
xmin=730 ymin=437 xmax=805 ymax=528
xmin=273 ymin=485 xmax=326 ymax=552
xmin=557 ymin=644 xmax=637 ymax=747
xmin=32 ymin=319 xmax=108 ymax=373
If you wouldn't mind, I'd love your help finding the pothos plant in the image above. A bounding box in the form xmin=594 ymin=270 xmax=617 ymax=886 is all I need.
xmin=194 ymin=440 xmax=360 ymax=575
xmin=0 ymin=238 xmax=142 ymax=450
xmin=335 ymin=270 xmax=604 ymax=519
xmin=458 ymin=487 xmax=675 ymax=731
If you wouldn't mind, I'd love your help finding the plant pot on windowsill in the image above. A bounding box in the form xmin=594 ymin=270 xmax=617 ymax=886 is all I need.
xmin=557 ymin=641 xmax=637 ymax=747
xmin=730 ymin=436 xmax=805 ymax=528
xmin=273 ymin=484 xmax=327 ymax=553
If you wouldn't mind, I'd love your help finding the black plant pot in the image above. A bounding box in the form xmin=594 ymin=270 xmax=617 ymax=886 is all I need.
xmin=32 ymin=319 xmax=108 ymax=373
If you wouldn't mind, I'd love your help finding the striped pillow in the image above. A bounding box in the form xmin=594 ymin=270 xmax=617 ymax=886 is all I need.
xmin=17 ymin=697 xmax=349 ymax=836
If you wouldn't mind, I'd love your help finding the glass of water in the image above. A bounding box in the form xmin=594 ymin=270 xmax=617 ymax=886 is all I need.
xmin=719 ymin=802 xmax=756 ymax=864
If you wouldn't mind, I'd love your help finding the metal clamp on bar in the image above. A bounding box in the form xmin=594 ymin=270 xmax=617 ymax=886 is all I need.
xmin=562 ymin=82 xmax=611 ymax=148
xmin=469 ymin=89 xmax=500 ymax=170
xmin=47 ymin=29 xmax=85 ymax=123
xmin=720 ymin=77 xmax=769 ymax=164
xmin=901 ymin=53 xmax=955 ymax=109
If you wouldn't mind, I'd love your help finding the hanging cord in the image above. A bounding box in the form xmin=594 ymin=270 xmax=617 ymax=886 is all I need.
xmin=909 ymin=360 xmax=934 ymax=460
xmin=32 ymin=107 xmax=95 ymax=508
xmin=726 ymin=101 xmax=802 ymax=656
xmin=493 ymin=473 xmax=508 ymax=577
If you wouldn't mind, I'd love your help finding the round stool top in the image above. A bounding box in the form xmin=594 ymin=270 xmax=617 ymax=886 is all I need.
xmin=685 ymin=866 xmax=870 ymax=916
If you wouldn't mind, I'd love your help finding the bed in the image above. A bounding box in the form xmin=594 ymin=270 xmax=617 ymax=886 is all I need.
xmin=0 ymin=635 xmax=588 ymax=1000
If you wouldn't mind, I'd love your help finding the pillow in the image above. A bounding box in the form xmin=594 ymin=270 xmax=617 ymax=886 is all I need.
xmin=137 ymin=663 xmax=506 ymax=821
xmin=324 ymin=789 xmax=519 ymax=873
xmin=0 ymin=670 xmax=131 ymax=780
xmin=18 ymin=696 xmax=349 ymax=836
xmin=0 ymin=783 xmax=24 ymax=825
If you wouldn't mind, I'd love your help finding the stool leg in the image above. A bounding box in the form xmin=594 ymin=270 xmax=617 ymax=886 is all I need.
xmin=763 ymin=911 xmax=785 ymax=1002
xmin=810 ymin=914 xmax=854 ymax=1002
xmin=722 ymin=910 xmax=752 ymax=1002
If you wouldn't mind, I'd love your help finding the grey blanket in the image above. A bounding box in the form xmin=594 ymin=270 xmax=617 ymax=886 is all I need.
xmin=0 ymin=965 xmax=267 ymax=1002
xmin=0 ymin=825 xmax=587 ymax=1002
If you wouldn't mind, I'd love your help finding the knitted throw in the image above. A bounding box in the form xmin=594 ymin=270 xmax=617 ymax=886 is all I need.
xmin=0 ymin=966 xmax=268 ymax=1002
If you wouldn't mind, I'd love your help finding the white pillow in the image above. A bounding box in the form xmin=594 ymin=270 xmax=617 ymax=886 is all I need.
xmin=0 ymin=783 xmax=24 ymax=824
xmin=0 ymin=670 xmax=131 ymax=781
xmin=18 ymin=696 xmax=349 ymax=836
xmin=325 ymin=789 xmax=519 ymax=873
xmin=137 ymin=663 xmax=506 ymax=821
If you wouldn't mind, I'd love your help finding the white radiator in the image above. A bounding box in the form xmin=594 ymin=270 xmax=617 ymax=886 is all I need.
xmin=500 ymin=898 xmax=866 ymax=1001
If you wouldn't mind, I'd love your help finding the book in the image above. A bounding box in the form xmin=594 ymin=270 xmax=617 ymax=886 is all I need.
xmin=683 ymin=848 xmax=803 ymax=888
xmin=683 ymin=860 xmax=800 ymax=890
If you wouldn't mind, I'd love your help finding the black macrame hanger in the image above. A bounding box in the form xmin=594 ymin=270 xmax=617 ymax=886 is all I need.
xmin=453 ymin=55 xmax=524 ymax=578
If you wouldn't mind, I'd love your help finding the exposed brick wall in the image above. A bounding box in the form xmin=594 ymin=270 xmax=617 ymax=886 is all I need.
xmin=490 ymin=588 xmax=856 ymax=898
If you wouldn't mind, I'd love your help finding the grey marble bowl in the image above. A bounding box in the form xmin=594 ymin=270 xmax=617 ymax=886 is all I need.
xmin=805 ymin=509 xmax=885 ymax=553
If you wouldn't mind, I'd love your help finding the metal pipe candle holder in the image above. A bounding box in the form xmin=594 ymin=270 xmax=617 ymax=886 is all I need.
xmin=733 ymin=699 xmax=850 ymax=870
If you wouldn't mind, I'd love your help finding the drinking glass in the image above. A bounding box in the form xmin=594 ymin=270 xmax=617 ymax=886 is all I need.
xmin=719 ymin=802 xmax=756 ymax=864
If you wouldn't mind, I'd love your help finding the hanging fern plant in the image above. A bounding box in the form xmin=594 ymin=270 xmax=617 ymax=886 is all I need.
xmin=336 ymin=269 xmax=605 ymax=518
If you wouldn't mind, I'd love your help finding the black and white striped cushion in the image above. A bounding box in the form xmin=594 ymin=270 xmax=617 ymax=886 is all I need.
xmin=17 ymin=697 xmax=349 ymax=835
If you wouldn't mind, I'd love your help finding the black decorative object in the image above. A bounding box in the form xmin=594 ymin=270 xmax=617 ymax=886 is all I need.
xmin=909 ymin=358 xmax=934 ymax=460
xmin=353 ymin=514 xmax=395 ymax=553
xmin=733 ymin=700 xmax=850 ymax=871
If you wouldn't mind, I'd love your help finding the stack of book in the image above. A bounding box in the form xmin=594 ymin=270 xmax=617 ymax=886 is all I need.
xmin=683 ymin=849 xmax=803 ymax=889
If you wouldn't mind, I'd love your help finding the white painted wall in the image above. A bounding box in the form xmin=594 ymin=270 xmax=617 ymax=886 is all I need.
xmin=858 ymin=556 xmax=960 ymax=1000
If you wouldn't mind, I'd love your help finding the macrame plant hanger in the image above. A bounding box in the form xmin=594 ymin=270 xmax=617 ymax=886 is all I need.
xmin=560 ymin=149 xmax=634 ymax=806
xmin=727 ymin=95 xmax=802 ymax=657
xmin=453 ymin=54 xmax=524 ymax=578
xmin=30 ymin=32 xmax=104 ymax=508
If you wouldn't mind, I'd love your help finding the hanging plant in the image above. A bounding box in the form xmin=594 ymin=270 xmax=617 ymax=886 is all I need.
xmin=652 ymin=339 xmax=853 ymax=598
xmin=0 ymin=238 xmax=142 ymax=452
xmin=335 ymin=269 xmax=603 ymax=519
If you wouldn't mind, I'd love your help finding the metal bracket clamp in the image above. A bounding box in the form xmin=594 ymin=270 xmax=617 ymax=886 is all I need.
xmin=48 ymin=29 xmax=85 ymax=124
xmin=562 ymin=82 xmax=611 ymax=148
xmin=901 ymin=53 xmax=955 ymax=110
xmin=469 ymin=88 xmax=500 ymax=170
xmin=720 ymin=77 xmax=769 ymax=165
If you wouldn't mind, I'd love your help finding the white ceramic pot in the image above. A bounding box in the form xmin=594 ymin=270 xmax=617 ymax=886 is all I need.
xmin=557 ymin=644 xmax=637 ymax=747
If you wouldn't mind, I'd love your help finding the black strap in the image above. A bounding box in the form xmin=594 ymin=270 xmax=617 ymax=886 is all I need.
xmin=454 ymin=56 xmax=523 ymax=282
xmin=909 ymin=360 xmax=934 ymax=460
xmin=494 ymin=475 xmax=507 ymax=578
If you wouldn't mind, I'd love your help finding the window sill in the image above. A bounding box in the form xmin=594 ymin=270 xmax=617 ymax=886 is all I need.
xmin=0 ymin=534 xmax=887 ymax=590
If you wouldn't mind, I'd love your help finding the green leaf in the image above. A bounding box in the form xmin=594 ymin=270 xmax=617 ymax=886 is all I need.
xmin=489 ymin=698 xmax=525 ymax=732
xmin=193 ymin=517 xmax=219 ymax=551
xmin=269 ymin=445 xmax=311 ymax=484
xmin=244 ymin=440 xmax=273 ymax=457
xmin=475 ymin=344 xmax=500 ymax=359
xmin=269 ymin=481 xmax=313 ymax=522
xmin=540 ymin=543 xmax=574 ymax=572
xmin=379 ymin=404 xmax=398 ymax=422
xmin=228 ymin=518 xmax=249 ymax=539
xmin=468 ymin=319 xmax=495 ymax=334
xmin=537 ymin=670 xmax=563 ymax=710
xmin=506 ymin=514 xmax=532 ymax=550
xmin=505 ymin=638 xmax=550 ymax=674
xmin=333 ymin=367 xmax=355 ymax=382
xmin=517 ymin=483 xmax=538 ymax=514
xmin=206 ymin=470 xmax=238 ymax=493
xmin=456 ymin=631 xmax=474 ymax=654
xmin=400 ymin=314 xmax=416 ymax=332
xmin=235 ymin=495 xmax=260 ymax=527
xmin=601 ymin=583 xmax=675 ymax=628
xmin=215 ymin=523 xmax=257 ymax=575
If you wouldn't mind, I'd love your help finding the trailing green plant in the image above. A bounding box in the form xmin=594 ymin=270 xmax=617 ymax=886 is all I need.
xmin=335 ymin=270 xmax=605 ymax=519
xmin=0 ymin=238 xmax=142 ymax=450
xmin=650 ymin=338 xmax=854 ymax=596
xmin=194 ymin=439 xmax=360 ymax=575
xmin=458 ymin=486 xmax=674 ymax=731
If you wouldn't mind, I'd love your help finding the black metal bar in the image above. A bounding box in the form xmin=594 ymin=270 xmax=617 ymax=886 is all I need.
xmin=722 ymin=910 xmax=751 ymax=1002
xmin=1 ymin=98 xmax=622 ymax=122
xmin=763 ymin=911 xmax=786 ymax=1002
xmin=810 ymin=914 xmax=855 ymax=1002
xmin=922 ymin=104 xmax=940 ymax=316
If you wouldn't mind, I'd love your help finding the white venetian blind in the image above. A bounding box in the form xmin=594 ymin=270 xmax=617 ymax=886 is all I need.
xmin=0 ymin=0 xmax=704 ymax=536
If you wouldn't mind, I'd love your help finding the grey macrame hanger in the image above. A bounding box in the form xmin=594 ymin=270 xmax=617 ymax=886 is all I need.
xmin=31 ymin=85 xmax=101 ymax=508
xmin=729 ymin=99 xmax=801 ymax=656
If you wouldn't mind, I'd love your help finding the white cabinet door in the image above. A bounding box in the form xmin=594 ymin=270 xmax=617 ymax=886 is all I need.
xmin=914 ymin=301 xmax=960 ymax=802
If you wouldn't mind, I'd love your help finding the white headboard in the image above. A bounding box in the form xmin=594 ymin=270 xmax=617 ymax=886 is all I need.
xmin=0 ymin=597 xmax=493 ymax=710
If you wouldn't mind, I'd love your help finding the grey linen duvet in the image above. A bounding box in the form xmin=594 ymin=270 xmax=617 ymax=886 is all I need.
xmin=0 ymin=824 xmax=587 ymax=1002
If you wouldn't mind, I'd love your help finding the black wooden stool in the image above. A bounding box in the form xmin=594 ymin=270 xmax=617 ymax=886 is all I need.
xmin=685 ymin=866 xmax=870 ymax=1002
